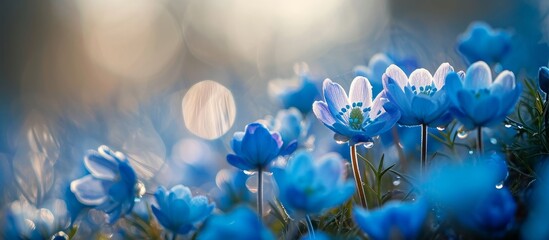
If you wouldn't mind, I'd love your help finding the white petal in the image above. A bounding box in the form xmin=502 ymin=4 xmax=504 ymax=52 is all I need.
xmin=70 ymin=175 xmax=108 ymax=206
xmin=409 ymin=69 xmax=433 ymax=89
xmin=369 ymin=93 xmax=388 ymax=120
xmin=323 ymin=79 xmax=350 ymax=116
xmin=382 ymin=64 xmax=408 ymax=90
xmin=433 ymin=63 xmax=454 ymax=89
xmin=464 ymin=61 xmax=492 ymax=90
xmin=490 ymin=70 xmax=516 ymax=93
xmin=349 ymin=76 xmax=373 ymax=107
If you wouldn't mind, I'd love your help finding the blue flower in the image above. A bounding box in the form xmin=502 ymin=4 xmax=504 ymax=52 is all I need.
xmin=382 ymin=63 xmax=455 ymax=126
xmin=539 ymin=66 xmax=549 ymax=95
xmin=459 ymin=188 xmax=516 ymax=235
xmin=197 ymin=205 xmax=275 ymax=240
xmin=70 ymin=145 xmax=138 ymax=223
xmin=273 ymin=151 xmax=355 ymax=215
xmin=354 ymin=53 xmax=395 ymax=96
xmin=269 ymin=64 xmax=319 ymax=114
xmin=312 ymin=77 xmax=401 ymax=144
xmin=457 ymin=22 xmax=512 ymax=65
xmin=260 ymin=107 xmax=309 ymax=154
xmin=213 ymin=170 xmax=253 ymax=211
xmin=152 ymin=185 xmax=214 ymax=235
xmin=522 ymin=161 xmax=549 ymax=240
xmin=227 ymin=123 xmax=283 ymax=171
xmin=445 ymin=61 xmax=522 ymax=130
xmin=353 ymin=199 xmax=428 ymax=240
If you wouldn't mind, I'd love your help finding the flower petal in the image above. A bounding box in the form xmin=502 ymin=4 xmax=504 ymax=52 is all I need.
xmin=444 ymin=72 xmax=463 ymax=107
xmin=490 ymin=70 xmax=515 ymax=94
xmin=313 ymin=101 xmax=336 ymax=126
xmin=349 ymin=76 xmax=373 ymax=107
xmin=464 ymin=61 xmax=492 ymax=90
xmin=433 ymin=63 xmax=454 ymax=89
xmin=409 ymin=68 xmax=433 ymax=89
xmin=382 ymin=64 xmax=408 ymax=90
xmin=227 ymin=154 xmax=254 ymax=171
xmin=474 ymin=96 xmax=500 ymax=127
xmin=411 ymin=95 xmax=436 ymax=124
xmin=188 ymin=196 xmax=214 ymax=222
xmin=457 ymin=90 xmax=476 ymax=118
xmin=231 ymin=132 xmax=245 ymax=156
xmin=241 ymin=123 xmax=280 ymax=168
xmin=323 ymin=79 xmax=350 ymax=118
xmin=84 ymin=151 xmax=118 ymax=181
xmin=70 ymin=175 xmax=109 ymax=206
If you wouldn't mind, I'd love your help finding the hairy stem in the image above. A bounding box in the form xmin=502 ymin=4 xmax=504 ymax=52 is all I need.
xmin=257 ymin=169 xmax=264 ymax=218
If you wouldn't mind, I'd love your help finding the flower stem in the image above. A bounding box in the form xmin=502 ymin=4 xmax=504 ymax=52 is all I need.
xmin=257 ymin=169 xmax=264 ymax=218
xmin=477 ymin=127 xmax=483 ymax=156
xmin=350 ymin=144 xmax=368 ymax=208
xmin=420 ymin=124 xmax=428 ymax=178
xmin=305 ymin=215 xmax=316 ymax=239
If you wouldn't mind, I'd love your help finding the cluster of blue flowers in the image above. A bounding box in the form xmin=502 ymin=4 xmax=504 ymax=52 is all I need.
xmin=3 ymin=20 xmax=549 ymax=240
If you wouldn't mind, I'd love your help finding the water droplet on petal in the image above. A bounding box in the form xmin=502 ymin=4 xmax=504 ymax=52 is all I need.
xmin=490 ymin=138 xmax=498 ymax=145
xmin=468 ymin=150 xmax=474 ymax=155
xmin=504 ymin=123 xmax=512 ymax=128
xmin=243 ymin=170 xmax=257 ymax=176
xmin=496 ymin=182 xmax=504 ymax=189
xmin=335 ymin=140 xmax=347 ymax=145
xmin=517 ymin=125 xmax=524 ymax=129
xmin=436 ymin=126 xmax=445 ymax=131
xmin=457 ymin=128 xmax=469 ymax=139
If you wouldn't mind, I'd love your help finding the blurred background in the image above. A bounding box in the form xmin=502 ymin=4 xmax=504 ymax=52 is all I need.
xmin=0 ymin=0 xmax=547 ymax=208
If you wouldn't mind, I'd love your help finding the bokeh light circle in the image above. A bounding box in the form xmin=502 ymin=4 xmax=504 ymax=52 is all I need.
xmin=182 ymin=80 xmax=236 ymax=140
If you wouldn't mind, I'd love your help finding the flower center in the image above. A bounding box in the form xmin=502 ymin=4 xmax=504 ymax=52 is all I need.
xmin=411 ymin=84 xmax=437 ymax=96
xmin=349 ymin=108 xmax=365 ymax=130
xmin=473 ymin=88 xmax=490 ymax=99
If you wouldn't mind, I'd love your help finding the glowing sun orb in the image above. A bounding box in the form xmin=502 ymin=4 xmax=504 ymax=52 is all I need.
xmin=182 ymin=80 xmax=236 ymax=140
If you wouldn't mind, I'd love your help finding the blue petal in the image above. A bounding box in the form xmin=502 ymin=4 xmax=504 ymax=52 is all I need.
xmin=231 ymin=132 xmax=245 ymax=156
xmin=70 ymin=175 xmax=109 ymax=206
xmin=385 ymin=83 xmax=412 ymax=117
xmin=353 ymin=207 xmax=388 ymax=240
xmin=410 ymin=95 xmax=436 ymax=125
xmin=464 ymin=61 xmax=492 ymax=91
xmin=473 ymin=96 xmax=500 ymax=127
xmin=170 ymin=185 xmax=192 ymax=202
xmin=496 ymin=83 xmax=522 ymax=118
xmin=241 ymin=123 xmax=280 ymax=168
xmin=449 ymin=107 xmax=476 ymax=130
xmin=313 ymin=101 xmax=337 ymax=126
xmin=444 ymin=72 xmax=463 ymax=107
xmin=227 ymin=154 xmax=255 ymax=171
xmin=84 ymin=151 xmax=118 ymax=180
xmin=456 ymin=90 xmax=476 ymax=119
xmin=152 ymin=205 xmax=173 ymax=231
xmin=188 ymin=196 xmax=214 ymax=222
xmin=539 ymin=66 xmax=549 ymax=94
xmin=490 ymin=70 xmax=515 ymax=94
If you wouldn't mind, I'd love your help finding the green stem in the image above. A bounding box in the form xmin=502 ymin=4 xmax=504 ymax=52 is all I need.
xmin=350 ymin=144 xmax=368 ymax=208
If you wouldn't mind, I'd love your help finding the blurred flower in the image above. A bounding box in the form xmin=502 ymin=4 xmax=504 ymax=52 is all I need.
xmin=539 ymin=66 xmax=549 ymax=95
xmin=457 ymin=22 xmax=512 ymax=66
xmin=227 ymin=123 xmax=283 ymax=171
xmin=260 ymin=107 xmax=312 ymax=154
xmin=522 ymin=160 xmax=549 ymax=240
xmin=445 ymin=61 xmax=522 ymax=130
xmin=423 ymin=155 xmax=512 ymax=235
xmin=268 ymin=63 xmax=320 ymax=114
xmin=459 ymin=188 xmax=516 ymax=235
xmin=213 ymin=170 xmax=253 ymax=211
xmin=70 ymin=145 xmax=138 ymax=223
xmin=152 ymin=185 xmax=214 ymax=235
xmin=312 ymin=77 xmax=400 ymax=144
xmin=3 ymin=200 xmax=70 ymax=240
xmin=353 ymin=199 xmax=428 ymax=240
xmin=382 ymin=63 xmax=454 ymax=126
xmin=197 ymin=205 xmax=274 ymax=240
xmin=273 ymin=151 xmax=354 ymax=216
xmin=354 ymin=53 xmax=394 ymax=96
